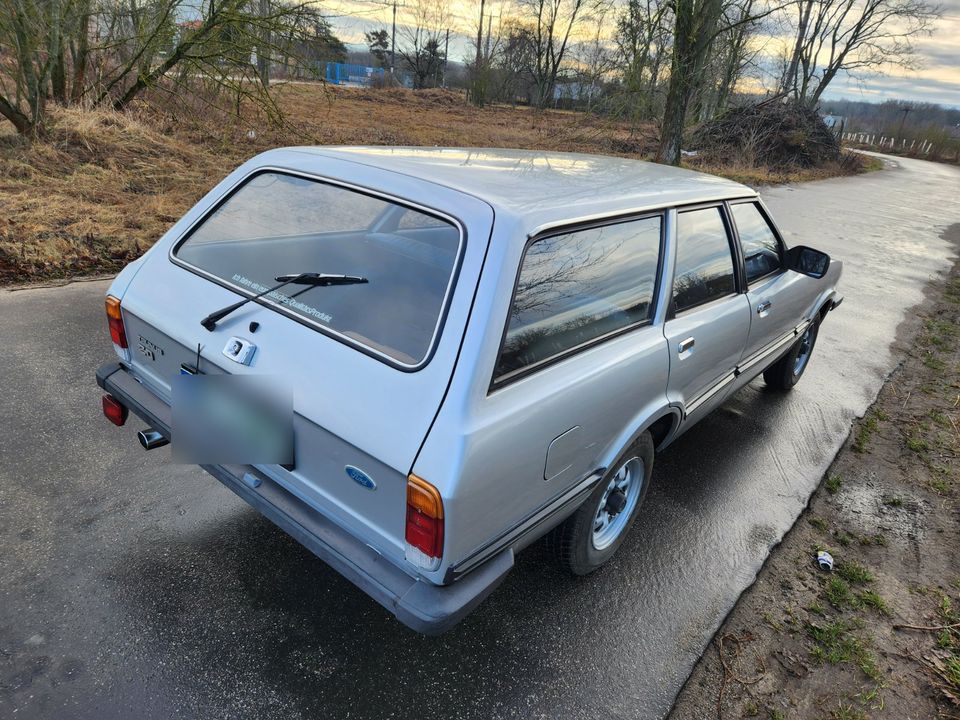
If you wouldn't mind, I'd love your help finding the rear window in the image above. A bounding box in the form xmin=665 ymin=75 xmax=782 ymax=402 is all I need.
xmin=174 ymin=171 xmax=462 ymax=367
xmin=494 ymin=215 xmax=662 ymax=384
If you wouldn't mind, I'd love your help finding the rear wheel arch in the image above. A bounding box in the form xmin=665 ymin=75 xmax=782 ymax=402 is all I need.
xmin=646 ymin=412 xmax=679 ymax=451
xmin=602 ymin=406 xmax=680 ymax=471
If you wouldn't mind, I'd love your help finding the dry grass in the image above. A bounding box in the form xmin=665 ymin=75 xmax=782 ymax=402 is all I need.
xmin=0 ymin=83 xmax=862 ymax=284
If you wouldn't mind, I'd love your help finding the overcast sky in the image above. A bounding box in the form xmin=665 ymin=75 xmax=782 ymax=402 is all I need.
xmin=325 ymin=0 xmax=960 ymax=108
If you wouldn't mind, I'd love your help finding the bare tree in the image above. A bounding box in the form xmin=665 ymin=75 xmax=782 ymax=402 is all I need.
xmin=779 ymin=0 xmax=940 ymax=105
xmin=572 ymin=5 xmax=617 ymax=110
xmin=0 ymin=0 xmax=77 ymax=133
xmin=655 ymin=0 xmax=780 ymax=165
xmin=519 ymin=0 xmax=595 ymax=108
xmin=694 ymin=0 xmax=762 ymax=119
xmin=614 ymin=0 xmax=672 ymax=120
xmin=0 ymin=0 xmax=344 ymax=135
xmin=469 ymin=0 xmax=504 ymax=106
xmin=395 ymin=0 xmax=449 ymax=88
xmin=492 ymin=21 xmax=535 ymax=105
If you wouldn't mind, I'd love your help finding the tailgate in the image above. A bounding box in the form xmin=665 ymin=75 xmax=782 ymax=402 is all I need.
xmin=114 ymin=161 xmax=494 ymax=567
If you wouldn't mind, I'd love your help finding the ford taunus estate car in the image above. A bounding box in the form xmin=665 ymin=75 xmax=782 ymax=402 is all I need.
xmin=96 ymin=147 xmax=843 ymax=633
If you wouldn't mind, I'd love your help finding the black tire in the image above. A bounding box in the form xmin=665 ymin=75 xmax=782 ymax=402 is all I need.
xmin=547 ymin=431 xmax=655 ymax=576
xmin=763 ymin=319 xmax=820 ymax=391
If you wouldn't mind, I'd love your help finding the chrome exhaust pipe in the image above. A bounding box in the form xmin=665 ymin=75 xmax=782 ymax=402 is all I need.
xmin=137 ymin=429 xmax=169 ymax=450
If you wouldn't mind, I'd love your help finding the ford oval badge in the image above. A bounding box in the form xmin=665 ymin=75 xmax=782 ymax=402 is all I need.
xmin=345 ymin=465 xmax=376 ymax=491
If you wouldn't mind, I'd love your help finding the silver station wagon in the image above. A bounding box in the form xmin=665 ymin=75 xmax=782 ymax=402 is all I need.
xmin=96 ymin=147 xmax=843 ymax=633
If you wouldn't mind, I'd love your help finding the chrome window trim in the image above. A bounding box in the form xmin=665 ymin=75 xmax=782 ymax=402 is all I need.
xmin=168 ymin=166 xmax=467 ymax=373
xmin=525 ymin=191 xmax=749 ymax=239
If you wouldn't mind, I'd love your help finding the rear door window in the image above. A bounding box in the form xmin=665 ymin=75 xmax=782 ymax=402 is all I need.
xmin=494 ymin=215 xmax=662 ymax=383
xmin=731 ymin=202 xmax=783 ymax=284
xmin=672 ymin=207 xmax=737 ymax=313
xmin=174 ymin=171 xmax=462 ymax=368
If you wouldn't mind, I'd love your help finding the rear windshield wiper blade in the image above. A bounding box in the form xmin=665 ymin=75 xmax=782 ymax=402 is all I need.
xmin=201 ymin=272 xmax=368 ymax=331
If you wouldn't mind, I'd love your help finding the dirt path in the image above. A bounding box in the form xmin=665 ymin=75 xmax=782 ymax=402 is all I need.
xmin=670 ymin=224 xmax=960 ymax=720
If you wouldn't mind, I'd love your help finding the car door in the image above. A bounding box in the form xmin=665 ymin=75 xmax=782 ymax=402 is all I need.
xmin=730 ymin=200 xmax=816 ymax=363
xmin=664 ymin=205 xmax=751 ymax=422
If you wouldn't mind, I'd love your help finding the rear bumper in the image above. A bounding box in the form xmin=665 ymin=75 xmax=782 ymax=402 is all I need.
xmin=95 ymin=362 xmax=513 ymax=634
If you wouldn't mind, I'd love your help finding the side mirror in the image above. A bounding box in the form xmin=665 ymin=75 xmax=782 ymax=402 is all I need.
xmin=785 ymin=245 xmax=830 ymax=279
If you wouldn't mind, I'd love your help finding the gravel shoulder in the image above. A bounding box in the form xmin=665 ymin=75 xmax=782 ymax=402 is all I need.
xmin=670 ymin=224 xmax=960 ymax=720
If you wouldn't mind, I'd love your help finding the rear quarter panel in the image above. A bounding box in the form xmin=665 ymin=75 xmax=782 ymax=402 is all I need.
xmin=413 ymin=213 xmax=673 ymax=579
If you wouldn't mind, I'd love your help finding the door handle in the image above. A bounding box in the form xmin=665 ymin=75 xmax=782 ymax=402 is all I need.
xmin=678 ymin=337 xmax=695 ymax=354
xmin=756 ymin=300 xmax=772 ymax=315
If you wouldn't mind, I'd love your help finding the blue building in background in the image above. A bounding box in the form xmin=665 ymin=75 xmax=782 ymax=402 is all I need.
xmin=324 ymin=63 xmax=385 ymax=87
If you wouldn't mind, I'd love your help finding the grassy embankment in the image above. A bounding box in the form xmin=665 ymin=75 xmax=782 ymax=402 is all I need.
xmin=0 ymin=84 xmax=872 ymax=284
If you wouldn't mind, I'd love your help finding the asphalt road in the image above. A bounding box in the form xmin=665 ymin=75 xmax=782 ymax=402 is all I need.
xmin=2 ymin=154 xmax=958 ymax=720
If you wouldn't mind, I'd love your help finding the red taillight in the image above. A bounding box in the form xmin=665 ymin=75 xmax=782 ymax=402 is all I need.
xmin=405 ymin=474 xmax=444 ymax=559
xmin=105 ymin=295 xmax=127 ymax=348
xmin=102 ymin=394 xmax=128 ymax=426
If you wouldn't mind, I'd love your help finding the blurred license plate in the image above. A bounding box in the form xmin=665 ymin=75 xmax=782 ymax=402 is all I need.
xmin=171 ymin=374 xmax=293 ymax=465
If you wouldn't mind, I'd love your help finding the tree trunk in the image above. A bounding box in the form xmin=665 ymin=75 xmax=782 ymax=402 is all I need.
xmin=258 ymin=0 xmax=271 ymax=87
xmin=781 ymin=0 xmax=813 ymax=97
xmin=70 ymin=1 xmax=91 ymax=103
xmin=656 ymin=0 xmax=695 ymax=165
xmin=656 ymin=61 xmax=692 ymax=165
xmin=51 ymin=44 xmax=67 ymax=103
xmin=655 ymin=0 xmax=724 ymax=164
xmin=0 ymin=94 xmax=36 ymax=135
xmin=47 ymin=0 xmax=67 ymax=103
xmin=472 ymin=0 xmax=486 ymax=106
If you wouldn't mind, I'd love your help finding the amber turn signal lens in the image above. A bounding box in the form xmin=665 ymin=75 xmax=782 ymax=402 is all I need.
xmin=105 ymin=295 xmax=122 ymax=320
xmin=406 ymin=474 xmax=443 ymax=519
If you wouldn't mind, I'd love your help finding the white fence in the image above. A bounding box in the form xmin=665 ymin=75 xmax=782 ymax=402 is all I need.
xmin=842 ymin=132 xmax=936 ymax=156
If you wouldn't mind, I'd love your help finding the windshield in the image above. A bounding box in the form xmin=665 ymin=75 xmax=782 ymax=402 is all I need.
xmin=174 ymin=171 xmax=463 ymax=367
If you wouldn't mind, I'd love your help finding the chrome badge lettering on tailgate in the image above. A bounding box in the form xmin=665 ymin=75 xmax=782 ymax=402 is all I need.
xmin=137 ymin=335 xmax=165 ymax=362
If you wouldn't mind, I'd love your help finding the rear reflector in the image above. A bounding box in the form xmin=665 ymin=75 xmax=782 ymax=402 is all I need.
xmin=105 ymin=295 xmax=127 ymax=349
xmin=406 ymin=474 xmax=444 ymax=560
xmin=102 ymin=394 xmax=128 ymax=426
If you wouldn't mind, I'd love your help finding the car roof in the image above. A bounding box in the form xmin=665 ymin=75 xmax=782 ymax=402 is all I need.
xmin=275 ymin=146 xmax=757 ymax=234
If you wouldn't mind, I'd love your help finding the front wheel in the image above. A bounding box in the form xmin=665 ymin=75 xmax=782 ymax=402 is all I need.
xmin=763 ymin=319 xmax=820 ymax=391
xmin=547 ymin=432 xmax=654 ymax=575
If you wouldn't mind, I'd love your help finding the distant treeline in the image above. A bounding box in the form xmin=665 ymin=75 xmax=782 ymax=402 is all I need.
xmin=823 ymin=98 xmax=960 ymax=163
xmin=820 ymin=98 xmax=960 ymax=136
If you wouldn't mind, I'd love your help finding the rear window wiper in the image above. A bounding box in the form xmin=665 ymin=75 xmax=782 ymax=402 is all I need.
xmin=201 ymin=272 xmax=368 ymax=331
